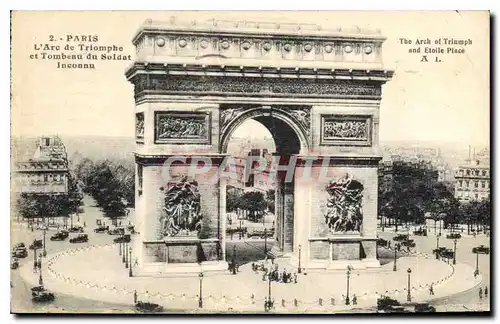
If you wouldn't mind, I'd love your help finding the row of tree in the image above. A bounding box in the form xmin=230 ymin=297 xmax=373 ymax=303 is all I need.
xmin=378 ymin=161 xmax=490 ymax=231
xmin=74 ymin=158 xmax=135 ymax=224
xmin=226 ymin=187 xmax=275 ymax=222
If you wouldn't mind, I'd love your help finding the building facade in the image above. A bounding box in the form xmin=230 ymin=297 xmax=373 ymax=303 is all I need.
xmin=13 ymin=136 xmax=69 ymax=195
xmin=454 ymin=160 xmax=490 ymax=202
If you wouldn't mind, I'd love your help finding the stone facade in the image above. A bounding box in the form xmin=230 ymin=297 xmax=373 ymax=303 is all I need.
xmin=127 ymin=18 xmax=393 ymax=273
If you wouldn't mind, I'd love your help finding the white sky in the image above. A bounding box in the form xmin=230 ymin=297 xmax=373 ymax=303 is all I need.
xmin=11 ymin=11 xmax=490 ymax=147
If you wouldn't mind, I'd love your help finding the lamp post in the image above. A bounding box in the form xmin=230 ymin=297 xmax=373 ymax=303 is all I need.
xmin=345 ymin=265 xmax=352 ymax=305
xmin=129 ymin=247 xmax=133 ymax=277
xmin=38 ymin=253 xmax=43 ymax=286
xmin=119 ymin=242 xmax=122 ymax=256
xmin=232 ymin=245 xmax=237 ymax=275
xmin=393 ymin=248 xmax=397 ymax=271
xmin=125 ymin=242 xmax=129 ymax=268
xmin=407 ymin=268 xmax=412 ymax=302
xmin=436 ymin=235 xmax=440 ymax=260
xmin=298 ymin=245 xmax=302 ymax=274
xmin=453 ymin=239 xmax=458 ymax=265
xmin=42 ymin=229 xmax=47 ymax=257
xmin=264 ymin=228 xmax=268 ymax=255
xmin=122 ymin=242 xmax=126 ymax=263
xmin=475 ymin=250 xmax=479 ymax=274
xmin=198 ymin=272 xmax=204 ymax=308
xmin=33 ymin=246 xmax=38 ymax=272
xmin=267 ymin=271 xmax=272 ymax=311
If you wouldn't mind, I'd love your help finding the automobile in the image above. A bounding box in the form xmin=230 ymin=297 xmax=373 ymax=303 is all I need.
xmin=13 ymin=243 xmax=25 ymax=250
xmin=69 ymin=233 xmax=89 ymax=243
xmin=127 ymin=225 xmax=136 ymax=234
xmin=29 ymin=239 xmax=43 ymax=250
xmin=472 ymin=245 xmax=490 ymax=254
xmin=108 ymin=227 xmax=125 ymax=235
xmin=31 ymin=285 xmax=46 ymax=297
xmin=113 ymin=234 xmax=131 ymax=243
xmin=446 ymin=233 xmax=461 ymax=239
xmin=135 ymin=301 xmax=163 ymax=313
xmin=32 ymin=288 xmax=55 ymax=303
xmin=11 ymin=258 xmax=19 ymax=269
xmin=440 ymin=249 xmax=454 ymax=259
xmin=414 ymin=303 xmax=436 ymax=313
xmin=247 ymin=228 xmax=274 ymax=239
xmin=50 ymin=230 xmax=69 ymax=241
xmin=377 ymin=296 xmax=402 ymax=312
xmin=401 ymin=240 xmax=416 ymax=248
xmin=94 ymin=225 xmax=109 ymax=233
xmin=35 ymin=224 xmax=49 ymax=231
xmin=413 ymin=229 xmax=427 ymax=236
xmin=68 ymin=226 xmax=84 ymax=233
xmin=393 ymin=234 xmax=409 ymax=242
xmin=12 ymin=247 xmax=28 ymax=258
xmin=377 ymin=238 xmax=389 ymax=247
xmin=432 ymin=247 xmax=447 ymax=255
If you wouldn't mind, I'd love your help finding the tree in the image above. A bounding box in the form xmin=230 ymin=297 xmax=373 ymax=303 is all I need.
xmin=226 ymin=186 xmax=242 ymax=213
xmin=239 ymin=191 xmax=267 ymax=222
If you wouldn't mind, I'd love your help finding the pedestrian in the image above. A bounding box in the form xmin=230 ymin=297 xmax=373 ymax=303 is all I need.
xmin=485 ymin=286 xmax=488 ymax=297
xmin=294 ymin=272 xmax=298 ymax=284
xmin=474 ymin=270 xmax=479 ymax=278
xmin=84 ymin=221 xmax=86 ymax=227
xmin=352 ymin=294 xmax=358 ymax=305
xmin=264 ymin=297 xmax=268 ymax=312
xmin=236 ymin=264 xmax=240 ymax=272
xmin=133 ymin=290 xmax=138 ymax=304
xmin=429 ymin=284 xmax=434 ymax=295
xmin=134 ymin=258 xmax=139 ymax=266
xmin=479 ymin=287 xmax=483 ymax=299
xmin=388 ymin=241 xmax=391 ymax=249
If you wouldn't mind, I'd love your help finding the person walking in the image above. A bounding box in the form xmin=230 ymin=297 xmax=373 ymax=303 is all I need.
xmin=485 ymin=286 xmax=488 ymax=298
xmin=429 ymin=284 xmax=434 ymax=296
xmin=479 ymin=287 xmax=483 ymax=299
xmin=294 ymin=272 xmax=298 ymax=284
xmin=133 ymin=290 xmax=138 ymax=304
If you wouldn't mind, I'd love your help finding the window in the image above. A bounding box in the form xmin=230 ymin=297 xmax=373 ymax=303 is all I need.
xmin=475 ymin=170 xmax=480 ymax=176
xmin=482 ymin=181 xmax=485 ymax=188
xmin=475 ymin=193 xmax=479 ymax=199
xmin=475 ymin=181 xmax=479 ymax=188
xmin=44 ymin=174 xmax=48 ymax=182
xmin=466 ymin=170 xmax=470 ymax=176
xmin=482 ymin=170 xmax=486 ymax=176
xmin=466 ymin=180 xmax=470 ymax=187
xmin=459 ymin=180 xmax=463 ymax=187
xmin=45 ymin=138 xmax=50 ymax=146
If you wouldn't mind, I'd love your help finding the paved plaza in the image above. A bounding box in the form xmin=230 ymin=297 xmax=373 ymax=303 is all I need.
xmin=19 ymin=241 xmax=481 ymax=313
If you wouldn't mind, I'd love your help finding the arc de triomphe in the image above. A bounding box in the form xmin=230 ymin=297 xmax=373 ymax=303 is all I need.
xmin=126 ymin=19 xmax=393 ymax=274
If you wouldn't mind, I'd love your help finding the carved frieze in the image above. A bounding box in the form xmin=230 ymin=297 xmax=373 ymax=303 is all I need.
xmin=324 ymin=174 xmax=364 ymax=233
xmin=135 ymin=112 xmax=145 ymax=141
xmin=154 ymin=111 xmax=211 ymax=144
xmin=135 ymin=74 xmax=381 ymax=99
xmin=321 ymin=115 xmax=372 ymax=146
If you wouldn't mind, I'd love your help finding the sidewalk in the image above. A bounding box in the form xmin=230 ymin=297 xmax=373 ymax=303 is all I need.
xmin=19 ymin=243 xmax=481 ymax=313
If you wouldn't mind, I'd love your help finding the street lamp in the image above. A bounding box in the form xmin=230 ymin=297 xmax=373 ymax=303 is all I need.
xmin=436 ymin=235 xmax=440 ymax=260
xmin=407 ymin=268 xmax=412 ymax=302
xmin=393 ymin=248 xmax=397 ymax=271
xmin=198 ymin=272 xmax=204 ymax=308
xmin=129 ymin=247 xmax=133 ymax=277
xmin=42 ymin=229 xmax=47 ymax=257
xmin=453 ymin=239 xmax=458 ymax=265
xmin=267 ymin=271 xmax=272 ymax=311
xmin=33 ymin=246 xmax=39 ymax=272
xmin=125 ymin=243 xmax=129 ymax=268
xmin=475 ymin=250 xmax=479 ymax=275
xmin=298 ymin=245 xmax=302 ymax=274
xmin=264 ymin=228 xmax=268 ymax=255
xmin=122 ymin=243 xmax=126 ymax=263
xmin=119 ymin=242 xmax=122 ymax=256
xmin=38 ymin=253 xmax=43 ymax=286
xmin=345 ymin=265 xmax=353 ymax=305
xmin=232 ymin=245 xmax=237 ymax=275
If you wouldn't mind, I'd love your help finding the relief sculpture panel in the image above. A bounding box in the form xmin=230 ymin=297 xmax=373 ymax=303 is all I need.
xmin=324 ymin=174 xmax=364 ymax=234
xmin=155 ymin=112 xmax=211 ymax=144
xmin=135 ymin=112 xmax=144 ymax=142
xmin=321 ymin=115 xmax=371 ymax=146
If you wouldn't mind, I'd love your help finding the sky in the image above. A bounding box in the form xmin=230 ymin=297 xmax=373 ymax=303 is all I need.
xmin=11 ymin=11 xmax=490 ymax=147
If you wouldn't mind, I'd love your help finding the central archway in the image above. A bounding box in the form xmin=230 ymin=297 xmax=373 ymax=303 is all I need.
xmin=220 ymin=106 xmax=309 ymax=255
